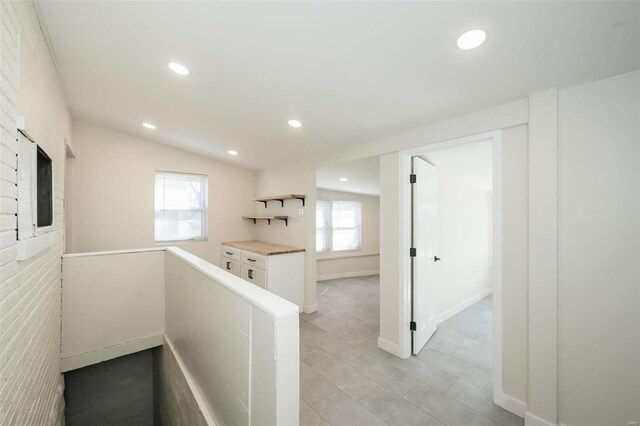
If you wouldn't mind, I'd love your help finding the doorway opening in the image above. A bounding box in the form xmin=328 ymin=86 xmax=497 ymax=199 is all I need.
xmin=312 ymin=156 xmax=382 ymax=334
xmin=400 ymin=130 xmax=503 ymax=405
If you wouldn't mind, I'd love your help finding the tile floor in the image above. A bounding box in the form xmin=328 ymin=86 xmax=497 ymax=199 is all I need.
xmin=299 ymin=275 xmax=523 ymax=426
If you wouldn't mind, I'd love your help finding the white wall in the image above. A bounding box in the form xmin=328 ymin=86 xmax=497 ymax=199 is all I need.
xmin=316 ymin=188 xmax=379 ymax=281
xmin=0 ymin=2 xmax=72 ymax=424
xmin=378 ymin=152 xmax=402 ymax=353
xmin=165 ymin=248 xmax=299 ymax=426
xmin=433 ymin=169 xmax=492 ymax=320
xmin=254 ymin=165 xmax=317 ymax=313
xmin=500 ymin=124 xmax=529 ymax=405
xmin=61 ymin=249 xmax=165 ymax=372
xmin=60 ymin=247 xmax=300 ymax=426
xmin=556 ymin=71 xmax=639 ymax=426
xmin=68 ymin=123 xmax=256 ymax=266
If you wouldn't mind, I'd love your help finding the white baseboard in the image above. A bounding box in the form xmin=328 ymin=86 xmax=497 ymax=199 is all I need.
xmin=436 ymin=288 xmax=492 ymax=324
xmin=378 ymin=336 xmax=404 ymax=358
xmin=525 ymin=411 xmax=557 ymax=426
xmin=60 ymin=334 xmax=163 ymax=372
xmin=317 ymin=270 xmax=379 ymax=282
xmin=303 ymin=303 xmax=318 ymax=314
xmin=495 ymin=393 xmax=527 ymax=418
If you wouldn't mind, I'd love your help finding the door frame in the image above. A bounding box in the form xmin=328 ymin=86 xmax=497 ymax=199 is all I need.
xmin=398 ymin=130 xmax=503 ymax=406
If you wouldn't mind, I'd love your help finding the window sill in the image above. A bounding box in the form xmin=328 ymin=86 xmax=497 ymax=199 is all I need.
xmin=155 ymin=239 xmax=208 ymax=245
xmin=316 ymin=251 xmax=379 ymax=260
xmin=17 ymin=229 xmax=61 ymax=261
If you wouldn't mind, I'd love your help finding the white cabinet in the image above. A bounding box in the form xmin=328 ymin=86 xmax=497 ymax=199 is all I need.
xmin=221 ymin=257 xmax=241 ymax=277
xmin=221 ymin=241 xmax=304 ymax=311
xmin=241 ymin=263 xmax=266 ymax=289
xmin=221 ymin=245 xmax=241 ymax=261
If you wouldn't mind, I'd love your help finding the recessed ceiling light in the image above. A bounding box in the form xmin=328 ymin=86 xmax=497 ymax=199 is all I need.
xmin=142 ymin=122 xmax=156 ymax=129
xmin=288 ymin=119 xmax=302 ymax=128
xmin=339 ymin=177 xmax=348 ymax=182
xmin=227 ymin=150 xmax=238 ymax=156
xmin=456 ymin=29 xmax=487 ymax=50
xmin=168 ymin=62 xmax=190 ymax=76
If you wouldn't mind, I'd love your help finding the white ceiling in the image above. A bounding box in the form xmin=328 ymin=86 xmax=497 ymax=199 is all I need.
xmin=38 ymin=1 xmax=639 ymax=170
xmin=421 ymin=140 xmax=493 ymax=191
xmin=316 ymin=156 xmax=380 ymax=196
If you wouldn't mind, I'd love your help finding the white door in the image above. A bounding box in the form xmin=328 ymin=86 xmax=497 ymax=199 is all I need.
xmin=412 ymin=156 xmax=438 ymax=355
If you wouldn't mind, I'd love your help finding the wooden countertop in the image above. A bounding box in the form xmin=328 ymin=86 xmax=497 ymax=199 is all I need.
xmin=223 ymin=240 xmax=305 ymax=256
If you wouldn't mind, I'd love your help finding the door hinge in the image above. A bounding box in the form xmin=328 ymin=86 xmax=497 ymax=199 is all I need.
xmin=409 ymin=247 xmax=416 ymax=257
xmin=409 ymin=174 xmax=417 ymax=184
xmin=410 ymin=321 xmax=417 ymax=331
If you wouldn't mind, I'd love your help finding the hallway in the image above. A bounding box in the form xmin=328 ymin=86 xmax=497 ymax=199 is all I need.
xmin=299 ymin=276 xmax=522 ymax=426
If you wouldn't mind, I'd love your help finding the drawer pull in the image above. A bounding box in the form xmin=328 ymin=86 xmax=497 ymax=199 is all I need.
xmin=226 ymin=261 xmax=231 ymax=270
xmin=247 ymin=258 xmax=257 ymax=262
xmin=225 ymin=251 xmax=233 ymax=255
xmin=248 ymin=269 xmax=254 ymax=279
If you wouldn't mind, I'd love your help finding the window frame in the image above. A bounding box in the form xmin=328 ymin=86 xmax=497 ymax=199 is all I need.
xmin=17 ymin=130 xmax=54 ymax=240
xmin=316 ymin=200 xmax=362 ymax=253
xmin=154 ymin=170 xmax=208 ymax=243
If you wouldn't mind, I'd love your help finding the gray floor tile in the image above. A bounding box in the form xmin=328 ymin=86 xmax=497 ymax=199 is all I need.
xmin=313 ymin=392 xmax=386 ymax=426
xmin=301 ymin=338 xmax=331 ymax=365
xmin=385 ymin=355 xmax=457 ymax=392
xmin=424 ymin=333 xmax=463 ymax=355
xmin=310 ymin=355 xmax=380 ymax=400
xmin=404 ymin=383 xmax=500 ymax=426
xmin=307 ymin=331 xmax=363 ymax=363
xmin=349 ymin=353 xmax=419 ymax=396
xmin=451 ymin=339 xmax=493 ymax=370
xmin=360 ymin=387 xmax=444 ymax=426
xmin=440 ymin=312 xmax=493 ymax=344
xmin=484 ymin=377 xmax=494 ymax=393
xmin=309 ymin=316 xmax=354 ymax=337
xmin=300 ymin=399 xmax=329 ymax=426
xmin=302 ymin=278 xmax=523 ymax=426
xmin=301 ymin=321 xmax=329 ymax=341
xmin=416 ymin=347 xmax=491 ymax=388
xmin=446 ymin=380 xmax=524 ymax=426
xmin=301 ymin=373 xmax=341 ymax=404
xmin=301 ymin=362 xmax=318 ymax=381
xmin=425 ymin=326 xmax=478 ymax=354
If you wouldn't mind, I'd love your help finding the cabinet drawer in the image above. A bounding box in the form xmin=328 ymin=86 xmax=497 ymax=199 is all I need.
xmin=241 ymin=264 xmax=266 ymax=289
xmin=241 ymin=251 xmax=266 ymax=269
xmin=221 ymin=256 xmax=241 ymax=277
xmin=221 ymin=245 xmax=241 ymax=261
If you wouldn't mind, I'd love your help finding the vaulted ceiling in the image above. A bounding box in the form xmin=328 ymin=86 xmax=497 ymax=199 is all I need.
xmin=38 ymin=1 xmax=639 ymax=169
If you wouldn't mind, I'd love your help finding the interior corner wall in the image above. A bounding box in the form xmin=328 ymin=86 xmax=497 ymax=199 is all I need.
xmin=68 ymin=122 xmax=256 ymax=266
xmin=254 ymin=165 xmax=317 ymax=313
xmin=316 ymin=188 xmax=379 ymax=281
xmin=434 ymin=169 xmax=492 ymax=320
xmin=0 ymin=1 xmax=72 ymax=424
xmin=378 ymin=152 xmax=402 ymax=354
xmin=556 ymin=70 xmax=639 ymax=426
xmin=500 ymin=124 xmax=529 ymax=406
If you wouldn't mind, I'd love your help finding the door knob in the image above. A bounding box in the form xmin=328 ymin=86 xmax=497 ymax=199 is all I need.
xmin=434 ymin=256 xmax=441 ymax=262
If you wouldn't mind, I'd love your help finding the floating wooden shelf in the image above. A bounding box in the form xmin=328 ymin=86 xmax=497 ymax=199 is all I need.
xmin=255 ymin=194 xmax=306 ymax=207
xmin=242 ymin=216 xmax=289 ymax=226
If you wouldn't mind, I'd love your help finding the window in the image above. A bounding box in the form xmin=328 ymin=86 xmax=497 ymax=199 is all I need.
xmin=36 ymin=146 xmax=53 ymax=227
xmin=17 ymin=131 xmax=53 ymax=240
xmin=316 ymin=200 xmax=362 ymax=252
xmin=155 ymin=171 xmax=208 ymax=242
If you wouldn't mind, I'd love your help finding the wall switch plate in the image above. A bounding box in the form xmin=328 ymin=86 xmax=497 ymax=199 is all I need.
xmin=298 ymin=208 xmax=304 ymax=217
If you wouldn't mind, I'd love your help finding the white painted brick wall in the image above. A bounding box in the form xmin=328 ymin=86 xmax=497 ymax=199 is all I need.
xmin=1 ymin=1 xmax=71 ymax=425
